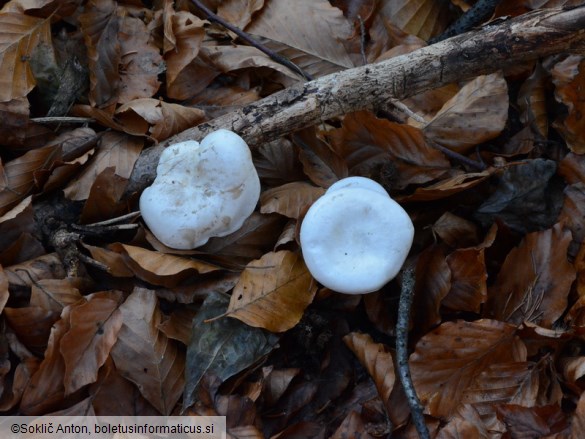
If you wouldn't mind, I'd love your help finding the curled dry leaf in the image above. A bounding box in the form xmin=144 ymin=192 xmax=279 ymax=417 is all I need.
xmin=342 ymin=332 xmax=395 ymax=415
xmin=115 ymin=98 xmax=206 ymax=141
xmin=260 ymin=182 xmax=325 ymax=219
xmin=396 ymin=169 xmax=492 ymax=202
xmin=432 ymin=212 xmax=481 ymax=248
xmin=224 ymin=251 xmax=317 ymax=332
xmin=111 ymin=287 xmax=185 ymax=415
xmin=0 ymin=12 xmax=51 ymax=101
xmin=410 ymin=319 xmax=526 ymax=418
xmin=60 ymin=291 xmax=124 ymax=395
xmin=164 ymin=11 xmax=205 ymax=88
xmin=424 ymin=73 xmax=508 ymax=154
xmin=107 ymin=243 xmax=220 ymax=287
xmin=487 ymin=222 xmax=576 ymax=328
xmin=0 ymin=145 xmax=61 ymax=216
xmin=442 ymin=248 xmax=487 ymax=313
xmin=552 ymin=55 xmax=585 ymax=153
xmin=64 ymin=132 xmax=143 ymax=201
xmin=329 ymin=111 xmax=451 ymax=189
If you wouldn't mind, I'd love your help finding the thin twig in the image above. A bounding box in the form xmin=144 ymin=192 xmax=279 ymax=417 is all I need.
xmin=427 ymin=138 xmax=487 ymax=171
xmin=31 ymin=117 xmax=94 ymax=124
xmin=190 ymin=0 xmax=312 ymax=80
xmin=358 ymin=15 xmax=367 ymax=66
xmin=396 ymin=261 xmax=430 ymax=439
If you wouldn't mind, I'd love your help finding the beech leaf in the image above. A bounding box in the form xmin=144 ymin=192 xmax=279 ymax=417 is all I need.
xmin=184 ymin=292 xmax=279 ymax=410
xmin=410 ymin=319 xmax=526 ymax=418
xmin=111 ymin=287 xmax=185 ymax=415
xmin=224 ymin=251 xmax=317 ymax=332
xmin=0 ymin=12 xmax=51 ymax=101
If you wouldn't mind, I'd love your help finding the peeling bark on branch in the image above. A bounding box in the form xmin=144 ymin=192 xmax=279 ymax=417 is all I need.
xmin=126 ymin=6 xmax=585 ymax=196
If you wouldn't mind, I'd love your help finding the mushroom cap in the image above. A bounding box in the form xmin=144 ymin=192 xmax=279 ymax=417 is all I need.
xmin=140 ymin=129 xmax=261 ymax=249
xmin=300 ymin=177 xmax=414 ymax=294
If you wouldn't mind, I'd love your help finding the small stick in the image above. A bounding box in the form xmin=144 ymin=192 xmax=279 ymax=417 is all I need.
xmin=190 ymin=0 xmax=312 ymax=81
xmin=31 ymin=117 xmax=94 ymax=124
xmin=396 ymin=261 xmax=430 ymax=439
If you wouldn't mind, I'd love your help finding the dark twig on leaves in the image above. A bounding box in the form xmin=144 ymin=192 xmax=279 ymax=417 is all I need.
xmin=429 ymin=0 xmax=501 ymax=43
xmin=427 ymin=138 xmax=487 ymax=171
xmin=190 ymin=0 xmax=312 ymax=81
xmin=396 ymin=261 xmax=430 ymax=439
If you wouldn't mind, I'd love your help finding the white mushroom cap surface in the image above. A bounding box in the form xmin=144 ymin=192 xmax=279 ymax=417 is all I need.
xmin=300 ymin=177 xmax=414 ymax=294
xmin=140 ymin=129 xmax=261 ymax=249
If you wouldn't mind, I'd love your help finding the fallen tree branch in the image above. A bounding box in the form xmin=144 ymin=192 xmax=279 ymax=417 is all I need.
xmin=125 ymin=6 xmax=585 ymax=196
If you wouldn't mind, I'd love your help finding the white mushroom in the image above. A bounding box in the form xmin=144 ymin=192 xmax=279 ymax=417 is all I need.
xmin=300 ymin=176 xmax=414 ymax=294
xmin=139 ymin=129 xmax=261 ymax=249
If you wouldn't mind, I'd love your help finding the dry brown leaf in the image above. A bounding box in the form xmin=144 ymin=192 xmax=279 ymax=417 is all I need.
xmin=90 ymin=358 xmax=160 ymax=416
xmin=254 ymin=138 xmax=306 ymax=186
xmin=164 ymin=10 xmax=205 ymax=87
xmin=330 ymin=410 xmax=374 ymax=439
xmin=0 ymin=145 xmax=61 ymax=216
xmin=79 ymin=167 xmax=129 ymax=223
xmin=461 ymin=362 xmax=540 ymax=415
xmin=413 ymin=245 xmax=451 ymax=334
xmin=82 ymin=243 xmax=134 ymax=277
xmin=111 ymin=287 xmax=185 ymax=415
xmin=60 ymin=291 xmax=124 ymax=395
xmin=200 ymin=212 xmax=287 ymax=265
xmin=260 ymin=182 xmax=325 ymax=219
xmin=246 ymin=0 xmax=354 ymax=75
xmin=487 ymin=222 xmax=576 ymax=328
xmin=432 ymin=212 xmax=481 ymax=248
xmin=115 ymin=98 xmax=206 ymax=141
xmin=29 ymin=278 xmax=83 ymax=313
xmin=437 ymin=404 xmax=490 ymax=439
xmin=329 ymin=111 xmax=451 ymax=189
xmin=442 ymin=248 xmax=487 ymax=313
xmin=552 ymin=55 xmax=585 ymax=153
xmin=518 ymin=63 xmax=549 ymax=139
xmin=396 ymin=170 xmax=492 ymax=202
xmin=424 ymin=73 xmax=509 ymax=154
xmin=219 ymin=0 xmax=264 ymax=30
xmin=20 ymin=307 xmax=71 ymax=415
xmin=3 ymin=252 xmax=66 ymax=289
xmin=0 ymin=12 xmax=51 ymax=101
xmin=0 ymin=98 xmax=51 ymax=148
xmin=4 ymin=306 xmax=58 ymax=357
xmin=109 ymin=243 xmax=220 ymax=287
xmin=117 ymin=16 xmax=163 ymax=103
xmin=158 ymin=308 xmax=197 ymax=345
xmin=571 ymin=390 xmax=585 ymax=439
xmin=224 ymin=251 xmax=316 ymax=332
xmin=64 ymin=131 xmax=143 ymax=200
xmin=410 ymin=319 xmax=526 ymax=418
xmin=78 ymin=0 xmax=120 ymax=107
xmin=343 ymin=332 xmax=395 ymax=415
xmin=561 ymin=356 xmax=585 ymax=382
xmin=495 ymin=404 xmax=568 ymax=438
xmin=377 ymin=0 xmax=453 ymax=40
xmin=296 ymin=130 xmax=348 ymax=188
